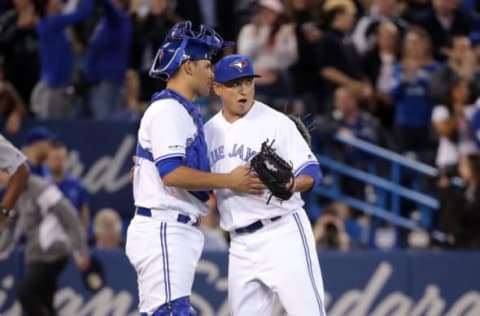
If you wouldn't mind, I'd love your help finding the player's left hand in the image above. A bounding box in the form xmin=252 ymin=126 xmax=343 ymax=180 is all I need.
xmin=228 ymin=164 xmax=265 ymax=194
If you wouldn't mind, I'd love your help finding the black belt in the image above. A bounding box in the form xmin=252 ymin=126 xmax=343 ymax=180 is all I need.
xmin=136 ymin=207 xmax=200 ymax=227
xmin=234 ymin=216 xmax=282 ymax=234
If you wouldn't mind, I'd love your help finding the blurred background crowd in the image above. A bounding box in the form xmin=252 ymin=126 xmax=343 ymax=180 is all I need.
xmin=1 ymin=0 xmax=480 ymax=252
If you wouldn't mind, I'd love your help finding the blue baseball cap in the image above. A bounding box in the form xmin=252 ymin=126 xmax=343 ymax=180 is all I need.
xmin=23 ymin=127 xmax=57 ymax=146
xmin=214 ymin=54 xmax=261 ymax=84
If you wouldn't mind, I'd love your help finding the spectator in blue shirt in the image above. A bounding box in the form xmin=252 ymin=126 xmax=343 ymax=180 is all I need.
xmin=47 ymin=141 xmax=89 ymax=231
xmin=389 ymin=27 xmax=440 ymax=159
xmin=84 ymin=0 xmax=131 ymax=119
xmin=30 ymin=0 xmax=93 ymax=118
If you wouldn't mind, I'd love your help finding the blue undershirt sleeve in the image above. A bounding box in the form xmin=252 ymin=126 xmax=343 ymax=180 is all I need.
xmin=156 ymin=157 xmax=183 ymax=178
xmin=44 ymin=0 xmax=93 ymax=30
xmin=296 ymin=163 xmax=322 ymax=191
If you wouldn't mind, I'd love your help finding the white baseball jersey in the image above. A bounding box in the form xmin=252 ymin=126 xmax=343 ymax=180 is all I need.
xmin=134 ymin=98 xmax=208 ymax=217
xmin=205 ymin=101 xmax=319 ymax=231
xmin=0 ymin=133 xmax=27 ymax=175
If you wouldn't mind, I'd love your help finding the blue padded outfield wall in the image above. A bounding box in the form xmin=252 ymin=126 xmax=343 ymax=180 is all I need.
xmin=1 ymin=250 xmax=480 ymax=316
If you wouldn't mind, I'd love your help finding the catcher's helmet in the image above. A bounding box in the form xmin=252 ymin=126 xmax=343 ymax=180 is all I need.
xmin=149 ymin=21 xmax=232 ymax=81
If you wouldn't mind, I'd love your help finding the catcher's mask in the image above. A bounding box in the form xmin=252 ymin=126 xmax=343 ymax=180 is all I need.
xmin=149 ymin=21 xmax=233 ymax=81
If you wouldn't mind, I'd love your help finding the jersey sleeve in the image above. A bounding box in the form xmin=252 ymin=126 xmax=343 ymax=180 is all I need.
xmin=0 ymin=134 xmax=27 ymax=175
xmin=276 ymin=117 xmax=320 ymax=176
xmin=147 ymin=102 xmax=192 ymax=163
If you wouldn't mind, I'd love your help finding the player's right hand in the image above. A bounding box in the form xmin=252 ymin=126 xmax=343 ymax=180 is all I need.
xmin=227 ymin=165 xmax=265 ymax=194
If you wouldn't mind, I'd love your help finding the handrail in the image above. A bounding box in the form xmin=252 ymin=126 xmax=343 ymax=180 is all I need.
xmin=334 ymin=133 xmax=438 ymax=176
xmin=334 ymin=133 xmax=464 ymax=186
xmin=313 ymin=186 xmax=448 ymax=242
xmin=314 ymin=186 xmax=418 ymax=229
xmin=318 ymin=156 xmax=439 ymax=209
xmin=308 ymin=132 xmax=458 ymax=244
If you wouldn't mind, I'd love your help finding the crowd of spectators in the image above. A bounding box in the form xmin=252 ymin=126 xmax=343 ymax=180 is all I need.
xmin=2 ymin=0 xmax=480 ymax=250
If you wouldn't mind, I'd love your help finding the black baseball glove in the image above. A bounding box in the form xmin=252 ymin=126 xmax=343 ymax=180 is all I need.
xmin=250 ymin=139 xmax=294 ymax=204
xmin=288 ymin=114 xmax=312 ymax=147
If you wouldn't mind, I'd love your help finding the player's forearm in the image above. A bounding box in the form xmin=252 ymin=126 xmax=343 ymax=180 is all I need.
xmin=162 ymin=166 xmax=232 ymax=191
xmin=1 ymin=163 xmax=29 ymax=210
xmin=320 ymin=67 xmax=357 ymax=88
xmin=294 ymin=175 xmax=314 ymax=192
xmin=53 ymin=199 xmax=89 ymax=257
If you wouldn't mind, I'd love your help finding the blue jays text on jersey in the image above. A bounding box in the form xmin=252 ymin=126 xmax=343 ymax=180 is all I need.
xmin=209 ymin=144 xmax=257 ymax=166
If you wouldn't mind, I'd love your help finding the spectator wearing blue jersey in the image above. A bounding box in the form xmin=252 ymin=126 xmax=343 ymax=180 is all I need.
xmin=389 ymin=27 xmax=440 ymax=158
xmin=47 ymin=141 xmax=89 ymax=231
xmin=84 ymin=0 xmax=131 ymax=119
xmin=30 ymin=0 xmax=93 ymax=118
xmin=23 ymin=126 xmax=55 ymax=180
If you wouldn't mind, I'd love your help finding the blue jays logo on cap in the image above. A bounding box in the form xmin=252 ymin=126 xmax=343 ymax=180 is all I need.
xmin=215 ymin=54 xmax=261 ymax=84
xmin=230 ymin=59 xmax=249 ymax=72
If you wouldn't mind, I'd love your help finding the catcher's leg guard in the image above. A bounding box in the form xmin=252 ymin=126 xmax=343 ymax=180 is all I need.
xmin=149 ymin=296 xmax=196 ymax=316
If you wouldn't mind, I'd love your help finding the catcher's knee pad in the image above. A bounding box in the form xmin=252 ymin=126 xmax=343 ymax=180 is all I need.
xmin=151 ymin=296 xmax=196 ymax=316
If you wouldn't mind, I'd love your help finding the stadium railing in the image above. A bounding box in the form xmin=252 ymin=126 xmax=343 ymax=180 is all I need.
xmin=309 ymin=133 xmax=460 ymax=245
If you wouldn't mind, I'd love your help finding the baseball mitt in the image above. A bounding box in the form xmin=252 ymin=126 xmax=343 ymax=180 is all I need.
xmin=288 ymin=114 xmax=312 ymax=147
xmin=250 ymin=139 xmax=294 ymax=204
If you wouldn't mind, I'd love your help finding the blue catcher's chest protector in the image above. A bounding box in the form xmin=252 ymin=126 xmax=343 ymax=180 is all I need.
xmin=137 ymin=88 xmax=211 ymax=202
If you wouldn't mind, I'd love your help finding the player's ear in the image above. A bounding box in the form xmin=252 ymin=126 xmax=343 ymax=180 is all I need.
xmin=183 ymin=60 xmax=193 ymax=76
xmin=212 ymin=82 xmax=222 ymax=96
